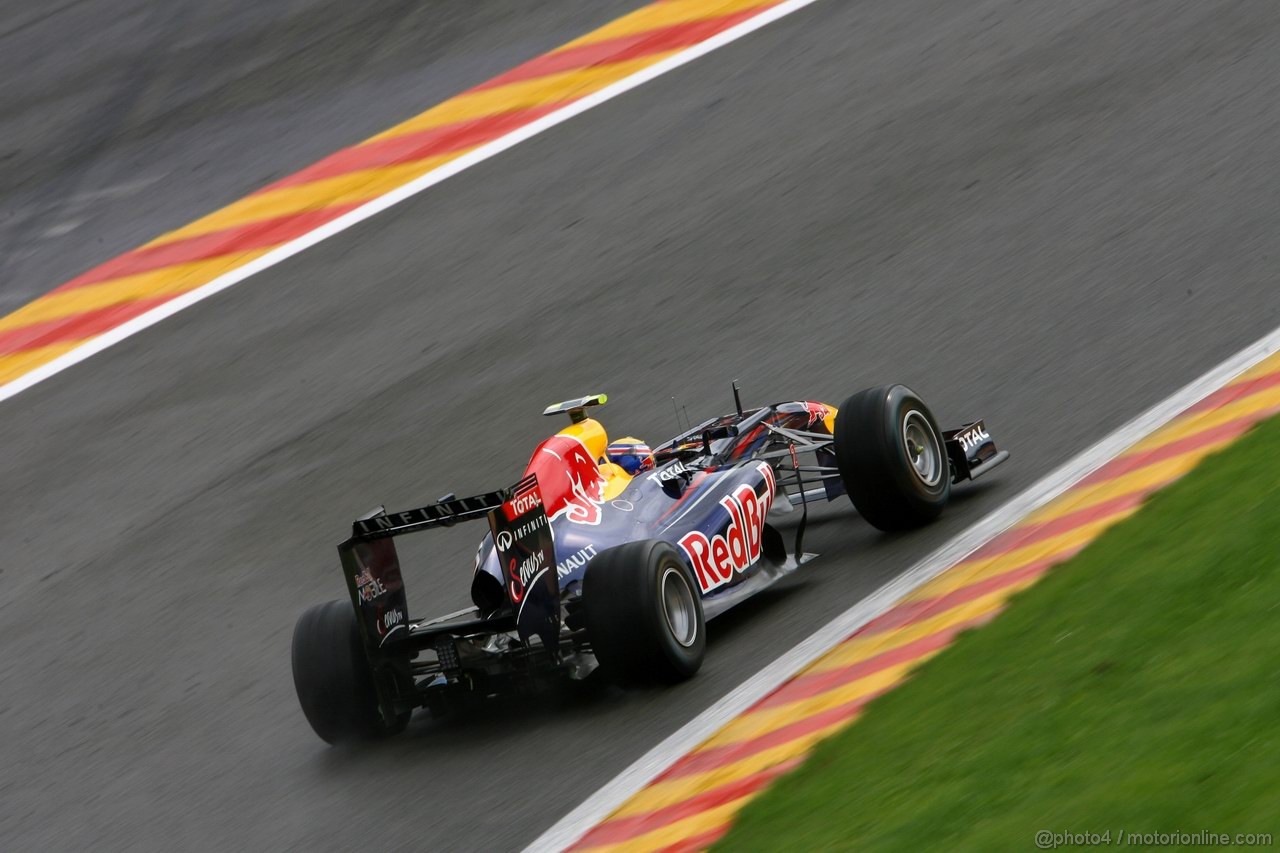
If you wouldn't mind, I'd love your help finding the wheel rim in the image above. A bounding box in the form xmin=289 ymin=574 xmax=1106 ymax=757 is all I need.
xmin=901 ymin=409 xmax=943 ymax=487
xmin=660 ymin=566 xmax=699 ymax=648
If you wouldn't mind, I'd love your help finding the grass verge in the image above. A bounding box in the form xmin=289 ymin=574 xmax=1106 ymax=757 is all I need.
xmin=716 ymin=416 xmax=1280 ymax=850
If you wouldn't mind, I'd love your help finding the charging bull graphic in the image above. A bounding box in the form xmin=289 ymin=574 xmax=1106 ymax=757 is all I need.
xmin=526 ymin=435 xmax=608 ymax=525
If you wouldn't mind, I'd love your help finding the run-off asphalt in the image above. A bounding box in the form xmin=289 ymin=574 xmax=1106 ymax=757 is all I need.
xmin=2 ymin=0 xmax=1280 ymax=849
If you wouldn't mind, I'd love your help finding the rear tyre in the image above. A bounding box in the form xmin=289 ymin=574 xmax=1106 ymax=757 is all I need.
xmin=834 ymin=384 xmax=951 ymax=531
xmin=291 ymin=600 xmax=409 ymax=744
xmin=583 ymin=540 xmax=706 ymax=683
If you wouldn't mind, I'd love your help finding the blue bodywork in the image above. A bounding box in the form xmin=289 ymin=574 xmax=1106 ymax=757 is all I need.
xmin=472 ymin=402 xmax=832 ymax=619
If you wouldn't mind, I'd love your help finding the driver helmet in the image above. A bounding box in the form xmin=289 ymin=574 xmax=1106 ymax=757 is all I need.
xmin=606 ymin=437 xmax=655 ymax=476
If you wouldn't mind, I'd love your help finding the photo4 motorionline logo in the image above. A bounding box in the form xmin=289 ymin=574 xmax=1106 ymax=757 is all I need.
xmin=1035 ymin=830 xmax=1273 ymax=849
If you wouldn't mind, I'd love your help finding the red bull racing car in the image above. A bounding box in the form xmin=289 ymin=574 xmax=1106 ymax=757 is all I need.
xmin=291 ymin=385 xmax=1008 ymax=743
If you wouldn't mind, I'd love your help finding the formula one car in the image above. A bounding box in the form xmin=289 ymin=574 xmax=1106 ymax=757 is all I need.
xmin=291 ymin=385 xmax=1007 ymax=743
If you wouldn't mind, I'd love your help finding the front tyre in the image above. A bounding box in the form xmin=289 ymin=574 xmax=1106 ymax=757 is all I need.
xmin=291 ymin=600 xmax=409 ymax=744
xmin=583 ymin=540 xmax=706 ymax=683
xmin=834 ymin=384 xmax=951 ymax=531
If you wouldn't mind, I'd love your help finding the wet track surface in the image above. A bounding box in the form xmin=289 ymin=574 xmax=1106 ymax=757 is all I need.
xmin=3 ymin=0 xmax=1280 ymax=849
xmin=0 ymin=0 xmax=650 ymax=312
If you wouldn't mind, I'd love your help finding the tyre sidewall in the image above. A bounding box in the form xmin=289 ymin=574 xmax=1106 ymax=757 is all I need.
xmin=583 ymin=540 xmax=706 ymax=683
xmin=881 ymin=385 xmax=949 ymax=505
xmin=835 ymin=384 xmax=951 ymax=530
xmin=640 ymin=544 xmax=706 ymax=679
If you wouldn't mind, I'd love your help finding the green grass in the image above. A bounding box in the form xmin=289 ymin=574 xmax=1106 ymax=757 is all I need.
xmin=716 ymin=416 xmax=1280 ymax=851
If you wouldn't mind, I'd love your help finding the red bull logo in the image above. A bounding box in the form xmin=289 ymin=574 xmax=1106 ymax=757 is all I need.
xmin=802 ymin=401 xmax=831 ymax=428
xmin=525 ymin=435 xmax=608 ymax=525
xmin=678 ymin=462 xmax=776 ymax=593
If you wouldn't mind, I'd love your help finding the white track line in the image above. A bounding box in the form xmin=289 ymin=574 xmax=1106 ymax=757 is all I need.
xmin=527 ymin=324 xmax=1280 ymax=852
xmin=0 ymin=0 xmax=828 ymax=406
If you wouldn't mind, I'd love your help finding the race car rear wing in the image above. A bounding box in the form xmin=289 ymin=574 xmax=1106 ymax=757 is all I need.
xmin=339 ymin=474 xmax=561 ymax=653
xmin=348 ymin=489 xmax=511 ymax=540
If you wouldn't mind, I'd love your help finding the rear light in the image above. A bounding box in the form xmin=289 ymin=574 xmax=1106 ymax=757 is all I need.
xmin=433 ymin=636 xmax=460 ymax=671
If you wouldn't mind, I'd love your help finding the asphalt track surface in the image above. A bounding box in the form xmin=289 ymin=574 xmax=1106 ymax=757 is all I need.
xmin=3 ymin=0 xmax=1280 ymax=850
xmin=0 ymin=0 xmax=650 ymax=313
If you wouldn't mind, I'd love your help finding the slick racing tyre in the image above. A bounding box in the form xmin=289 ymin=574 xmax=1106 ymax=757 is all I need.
xmin=834 ymin=384 xmax=951 ymax=531
xmin=583 ymin=540 xmax=706 ymax=683
xmin=291 ymin=600 xmax=409 ymax=744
